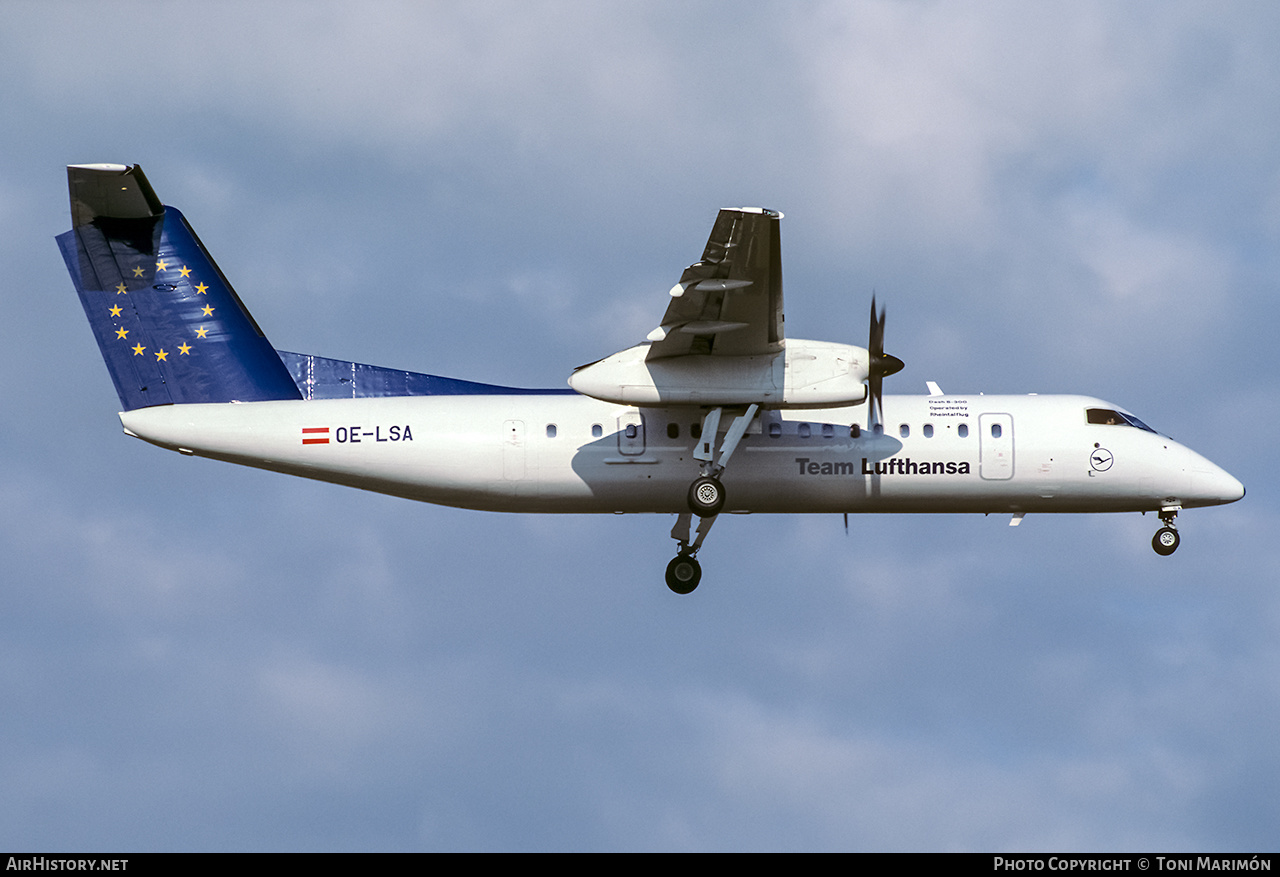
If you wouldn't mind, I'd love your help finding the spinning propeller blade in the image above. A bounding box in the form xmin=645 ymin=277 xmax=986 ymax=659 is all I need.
xmin=867 ymin=295 xmax=904 ymax=427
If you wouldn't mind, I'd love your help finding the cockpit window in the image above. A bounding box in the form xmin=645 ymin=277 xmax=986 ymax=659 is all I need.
xmin=1086 ymin=408 xmax=1156 ymax=433
xmin=1121 ymin=413 xmax=1156 ymax=432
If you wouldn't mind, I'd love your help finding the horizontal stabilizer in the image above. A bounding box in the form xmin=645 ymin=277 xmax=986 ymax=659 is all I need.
xmin=68 ymin=163 xmax=163 ymax=227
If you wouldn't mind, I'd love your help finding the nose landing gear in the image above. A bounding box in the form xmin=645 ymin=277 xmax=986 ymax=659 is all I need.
xmin=1152 ymin=505 xmax=1181 ymax=556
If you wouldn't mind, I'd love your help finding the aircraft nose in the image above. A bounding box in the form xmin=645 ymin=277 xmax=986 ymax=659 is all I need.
xmin=1194 ymin=462 xmax=1245 ymax=506
xmin=1219 ymin=470 xmax=1245 ymax=504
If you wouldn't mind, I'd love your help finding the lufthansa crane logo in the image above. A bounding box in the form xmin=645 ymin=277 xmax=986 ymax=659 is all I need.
xmin=1090 ymin=448 xmax=1114 ymax=472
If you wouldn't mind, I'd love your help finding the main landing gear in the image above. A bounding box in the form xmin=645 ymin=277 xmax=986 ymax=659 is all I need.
xmin=666 ymin=404 xmax=759 ymax=593
xmin=684 ymin=404 xmax=757 ymax=518
xmin=688 ymin=476 xmax=725 ymax=517
xmin=1152 ymin=505 xmax=1181 ymax=556
xmin=666 ymin=511 xmax=716 ymax=593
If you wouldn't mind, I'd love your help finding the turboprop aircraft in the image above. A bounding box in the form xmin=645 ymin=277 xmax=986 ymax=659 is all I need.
xmin=59 ymin=163 xmax=1245 ymax=594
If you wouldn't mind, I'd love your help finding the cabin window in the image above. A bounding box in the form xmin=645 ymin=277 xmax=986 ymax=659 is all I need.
xmin=691 ymin=423 xmax=702 ymax=439
xmin=769 ymin=422 xmax=782 ymax=438
xmin=850 ymin=424 xmax=861 ymax=438
xmin=591 ymin=423 xmax=602 ymax=438
xmin=873 ymin=423 xmax=884 ymax=436
xmin=625 ymin=424 xmax=638 ymax=439
xmin=899 ymin=424 xmax=910 ymax=438
xmin=923 ymin=423 xmax=934 ymax=438
xmin=546 ymin=424 xmax=557 ymax=438
xmin=991 ymin=423 xmax=1002 ymax=439
xmin=667 ymin=423 xmax=679 ymax=439
xmin=958 ymin=423 xmax=969 ymax=438
xmin=822 ymin=424 xmax=834 ymax=439
xmin=798 ymin=423 xmax=811 ymax=439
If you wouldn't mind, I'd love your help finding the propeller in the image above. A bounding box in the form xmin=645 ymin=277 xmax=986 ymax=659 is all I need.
xmin=867 ymin=295 xmax=904 ymax=428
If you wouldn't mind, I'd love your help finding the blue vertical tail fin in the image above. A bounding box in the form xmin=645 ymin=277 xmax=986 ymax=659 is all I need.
xmin=57 ymin=163 xmax=302 ymax=410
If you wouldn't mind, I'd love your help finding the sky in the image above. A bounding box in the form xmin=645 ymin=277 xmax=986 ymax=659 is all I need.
xmin=1 ymin=0 xmax=1277 ymax=852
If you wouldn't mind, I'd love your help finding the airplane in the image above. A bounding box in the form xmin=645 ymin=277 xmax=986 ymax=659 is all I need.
xmin=58 ymin=163 xmax=1245 ymax=594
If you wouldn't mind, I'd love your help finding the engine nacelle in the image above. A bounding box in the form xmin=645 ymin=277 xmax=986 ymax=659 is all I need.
xmin=568 ymin=339 xmax=869 ymax=408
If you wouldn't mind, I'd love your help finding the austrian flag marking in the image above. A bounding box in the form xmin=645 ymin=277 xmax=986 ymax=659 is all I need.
xmin=302 ymin=427 xmax=330 ymax=445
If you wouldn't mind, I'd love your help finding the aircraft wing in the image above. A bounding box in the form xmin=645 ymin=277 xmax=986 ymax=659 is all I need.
xmin=645 ymin=207 xmax=784 ymax=360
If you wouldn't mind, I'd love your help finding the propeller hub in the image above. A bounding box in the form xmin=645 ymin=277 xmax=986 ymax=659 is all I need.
xmin=872 ymin=352 xmax=904 ymax=378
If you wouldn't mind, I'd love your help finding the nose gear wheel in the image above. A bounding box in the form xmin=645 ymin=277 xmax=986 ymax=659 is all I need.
xmin=1152 ymin=526 xmax=1180 ymax=556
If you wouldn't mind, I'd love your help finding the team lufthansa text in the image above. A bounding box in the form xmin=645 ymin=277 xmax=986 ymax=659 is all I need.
xmin=796 ymin=456 xmax=972 ymax=476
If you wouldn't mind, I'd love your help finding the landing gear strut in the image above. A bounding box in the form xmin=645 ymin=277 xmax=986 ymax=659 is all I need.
xmin=685 ymin=404 xmax=758 ymax=517
xmin=1152 ymin=506 xmax=1180 ymax=556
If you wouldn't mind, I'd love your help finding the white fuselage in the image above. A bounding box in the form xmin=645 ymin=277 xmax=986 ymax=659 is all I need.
xmin=118 ymin=392 xmax=1244 ymax=516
